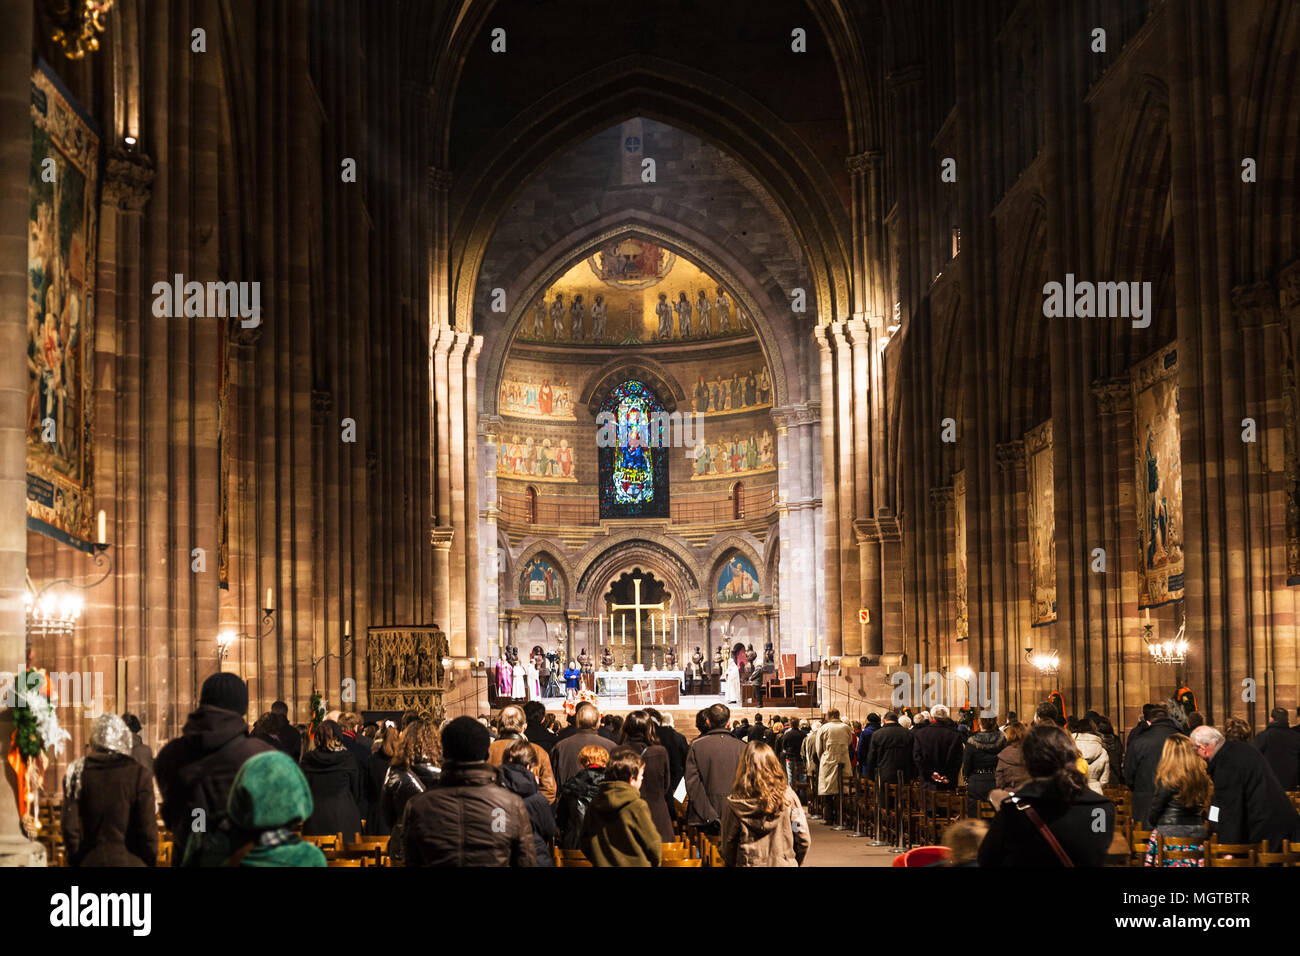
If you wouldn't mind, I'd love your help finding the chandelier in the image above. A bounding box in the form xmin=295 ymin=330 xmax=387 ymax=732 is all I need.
xmin=45 ymin=0 xmax=117 ymax=59
xmin=25 ymin=589 xmax=83 ymax=638
xmin=1144 ymin=621 xmax=1188 ymax=665
xmin=1025 ymin=646 xmax=1059 ymax=675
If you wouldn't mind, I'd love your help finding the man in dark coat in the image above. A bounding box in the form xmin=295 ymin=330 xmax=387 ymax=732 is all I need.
xmin=338 ymin=712 xmax=376 ymax=830
xmin=122 ymin=713 xmax=154 ymax=775
xmin=781 ymin=718 xmax=809 ymax=787
xmin=912 ymin=704 xmax=963 ymax=790
xmin=154 ymin=673 xmax=272 ymax=865
xmin=1126 ymin=703 xmax=1156 ymax=752
xmin=731 ymin=718 xmax=751 ymax=741
xmin=685 ymin=703 xmax=746 ymax=831
xmin=1193 ymin=724 xmax=1300 ymax=848
xmin=402 ymin=717 xmax=536 ymax=866
xmin=1253 ymin=707 xmax=1300 ymax=790
xmin=647 ymin=708 xmax=688 ymax=795
xmin=523 ymin=700 xmax=558 ymax=755
xmin=748 ymin=714 xmax=771 ymax=747
xmin=1123 ymin=705 xmax=1182 ymax=823
xmin=864 ymin=713 xmax=913 ymax=784
xmin=856 ymin=714 xmax=881 ymax=777
xmin=551 ymin=702 xmax=616 ymax=786
xmin=268 ymin=700 xmax=302 ymax=759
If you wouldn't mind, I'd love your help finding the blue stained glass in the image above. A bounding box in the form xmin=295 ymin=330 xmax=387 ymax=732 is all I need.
xmin=599 ymin=381 xmax=669 ymax=519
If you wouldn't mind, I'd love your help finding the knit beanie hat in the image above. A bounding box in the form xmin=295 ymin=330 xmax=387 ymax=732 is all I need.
xmin=442 ymin=715 xmax=491 ymax=763
xmin=200 ymin=672 xmax=249 ymax=715
xmin=227 ymin=751 xmax=314 ymax=829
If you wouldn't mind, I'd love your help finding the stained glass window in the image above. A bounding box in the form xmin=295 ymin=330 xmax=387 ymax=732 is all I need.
xmin=598 ymin=380 xmax=670 ymax=519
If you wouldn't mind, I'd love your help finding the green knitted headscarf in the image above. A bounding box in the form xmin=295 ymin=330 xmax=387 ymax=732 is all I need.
xmin=226 ymin=751 xmax=314 ymax=830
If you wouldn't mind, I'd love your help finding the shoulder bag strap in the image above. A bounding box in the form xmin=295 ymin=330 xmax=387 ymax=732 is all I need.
xmin=1014 ymin=800 xmax=1074 ymax=867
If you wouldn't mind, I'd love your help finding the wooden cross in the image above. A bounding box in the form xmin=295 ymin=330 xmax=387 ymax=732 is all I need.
xmin=609 ymin=575 xmax=665 ymax=666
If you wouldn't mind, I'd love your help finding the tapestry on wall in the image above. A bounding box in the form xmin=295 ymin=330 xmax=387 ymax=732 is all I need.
xmin=26 ymin=61 xmax=99 ymax=552
xmin=1131 ymin=342 xmax=1184 ymax=607
xmin=954 ymin=470 xmax=968 ymax=641
xmin=1025 ymin=420 xmax=1057 ymax=625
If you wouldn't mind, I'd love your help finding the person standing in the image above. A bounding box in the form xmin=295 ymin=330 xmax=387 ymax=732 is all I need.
xmin=1073 ymin=718 xmax=1111 ymax=793
xmin=1253 ymin=707 xmax=1300 ymax=790
xmin=961 ymin=717 xmax=1006 ymax=815
xmin=1191 ymin=725 xmax=1300 ymax=849
xmin=1123 ymin=704 xmax=1183 ymax=824
xmin=993 ymin=720 xmax=1030 ymax=795
xmin=62 ymin=714 xmax=158 ymax=867
xmin=154 ymin=673 xmax=272 ymax=865
xmin=338 ymin=712 xmax=375 ymax=830
xmin=720 ymin=741 xmax=810 ymax=867
xmin=555 ymin=745 xmax=609 ymax=850
xmin=646 ymin=708 xmax=688 ymax=797
xmin=122 ymin=713 xmax=153 ymax=776
xmin=620 ymin=710 xmax=675 ymax=843
xmin=580 ymin=747 xmax=663 ymax=867
xmin=856 ymin=714 xmax=881 ymax=777
xmin=499 ymin=738 xmax=558 ymax=867
xmin=863 ymin=712 xmax=914 ymax=786
xmin=222 ymin=751 xmax=327 ymax=867
xmin=913 ymin=703 xmax=963 ymax=791
xmin=551 ymin=701 xmax=617 ymax=786
xmin=300 ymin=720 xmax=363 ymax=839
xmin=487 ymin=703 xmax=557 ymax=801
xmin=1143 ymin=735 xmax=1209 ymax=867
xmin=401 ymin=717 xmax=536 ymax=867
xmin=524 ymin=700 xmax=558 ymax=755
xmin=685 ymin=703 xmax=747 ymax=832
xmin=811 ymin=710 xmax=853 ymax=819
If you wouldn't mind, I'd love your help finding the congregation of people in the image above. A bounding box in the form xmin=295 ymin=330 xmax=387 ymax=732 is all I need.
xmin=54 ymin=669 xmax=1300 ymax=867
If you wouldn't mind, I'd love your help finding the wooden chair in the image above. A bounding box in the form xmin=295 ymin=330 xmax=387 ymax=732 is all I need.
xmin=327 ymin=857 xmax=364 ymax=867
xmin=1157 ymin=834 xmax=1205 ymax=866
xmin=157 ymin=842 xmax=173 ymax=867
xmin=1207 ymin=838 xmax=1263 ymax=866
xmin=1129 ymin=827 xmax=1153 ymax=866
xmin=557 ymin=849 xmax=592 ymax=867
xmin=303 ymin=832 xmax=344 ymax=852
xmin=661 ymin=857 xmax=703 ymax=867
xmin=1255 ymin=847 xmax=1300 ymax=866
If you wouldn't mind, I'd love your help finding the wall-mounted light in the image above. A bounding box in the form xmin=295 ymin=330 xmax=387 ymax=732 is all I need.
xmin=1025 ymin=646 xmax=1059 ymax=675
xmin=217 ymin=629 xmax=237 ymax=660
xmin=124 ymin=135 xmax=137 ymax=149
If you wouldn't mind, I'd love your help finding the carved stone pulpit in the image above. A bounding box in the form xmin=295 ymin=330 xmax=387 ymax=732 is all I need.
xmin=367 ymin=626 xmax=450 ymax=722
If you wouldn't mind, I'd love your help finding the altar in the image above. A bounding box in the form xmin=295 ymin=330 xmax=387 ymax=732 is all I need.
xmin=596 ymin=669 xmax=684 ymax=705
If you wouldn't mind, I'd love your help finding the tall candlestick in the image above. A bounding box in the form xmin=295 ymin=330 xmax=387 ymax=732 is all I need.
xmin=97 ymin=509 xmax=106 ymax=545
xmin=599 ymin=614 xmax=604 ymax=645
xmin=621 ymin=614 xmax=625 ymax=645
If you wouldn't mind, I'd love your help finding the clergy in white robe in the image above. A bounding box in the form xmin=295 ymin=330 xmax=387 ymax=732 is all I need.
xmin=725 ymin=660 xmax=742 ymax=703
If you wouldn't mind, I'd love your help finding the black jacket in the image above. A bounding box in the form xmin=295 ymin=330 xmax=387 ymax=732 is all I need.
xmin=1206 ymin=740 xmax=1300 ymax=844
xmin=500 ymin=762 xmax=557 ymax=867
xmin=554 ymin=767 xmax=605 ymax=850
xmin=657 ymin=724 xmax=689 ymax=795
xmin=368 ymin=752 xmax=392 ymax=834
xmin=382 ymin=762 xmax=440 ymax=834
xmin=255 ymin=714 xmax=301 ymax=762
xmin=401 ymin=762 xmax=536 ymax=867
xmin=913 ymin=718 xmax=963 ymax=789
xmin=781 ymin=727 xmax=809 ymax=761
xmin=300 ymin=749 xmax=363 ymax=838
xmin=864 ymin=723 xmax=914 ymax=784
xmin=1099 ymin=733 xmax=1123 ymax=782
xmin=340 ymin=732 xmax=375 ymax=825
xmin=1123 ymin=718 xmax=1182 ymax=823
xmin=525 ymin=720 xmax=559 ymax=755
xmin=154 ymin=705 xmax=272 ymax=865
xmin=977 ymin=778 xmax=1116 ymax=867
xmin=1254 ymin=721 xmax=1300 ymax=790
xmin=1147 ymin=785 xmax=1206 ymax=829
xmin=961 ymin=731 xmax=1006 ymax=799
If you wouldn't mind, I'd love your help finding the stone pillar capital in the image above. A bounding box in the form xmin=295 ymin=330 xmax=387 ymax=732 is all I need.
xmin=431 ymin=527 xmax=455 ymax=550
xmin=1090 ymin=378 xmax=1132 ymax=416
xmin=995 ymin=440 xmax=1026 ymax=471
xmin=845 ymin=149 xmax=883 ymax=175
xmin=928 ymin=485 xmax=954 ymax=509
xmin=1278 ymin=259 xmax=1300 ymax=320
xmin=103 ymin=148 xmax=155 ymax=211
xmin=1232 ymin=281 xmax=1280 ymax=330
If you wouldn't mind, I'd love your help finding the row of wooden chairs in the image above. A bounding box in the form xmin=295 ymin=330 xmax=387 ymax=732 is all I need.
xmin=1128 ymin=828 xmax=1300 ymax=866
xmin=554 ymin=839 xmax=704 ymax=867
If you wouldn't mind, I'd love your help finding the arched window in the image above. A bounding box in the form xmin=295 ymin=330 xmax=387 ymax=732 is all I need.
xmin=525 ymin=486 xmax=538 ymax=524
xmin=598 ymin=380 xmax=670 ymax=519
xmin=732 ymin=481 xmax=744 ymax=520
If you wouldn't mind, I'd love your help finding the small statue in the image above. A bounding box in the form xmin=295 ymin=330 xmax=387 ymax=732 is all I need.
xmin=664 ymin=646 xmax=677 ymax=670
xmin=711 ymin=645 xmax=724 ymax=676
xmin=600 ymin=645 xmax=615 ymax=669
xmin=764 ymin=641 xmax=775 ymax=666
xmin=578 ymin=647 xmax=593 ymax=672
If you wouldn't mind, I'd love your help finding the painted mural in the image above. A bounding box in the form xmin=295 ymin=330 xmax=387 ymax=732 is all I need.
xmin=690 ymin=430 xmax=774 ymax=479
xmin=716 ymin=553 xmax=760 ymax=603
xmin=689 ymin=369 xmax=772 ymax=414
xmin=520 ymin=556 xmax=563 ymax=605
xmin=499 ymin=374 xmax=577 ymax=420
xmin=1025 ymin=420 xmax=1058 ymax=625
xmin=518 ymin=245 xmax=753 ymax=346
xmin=497 ymin=434 xmax=577 ymax=482
xmin=955 ymin=471 xmax=968 ymax=641
xmin=26 ymin=62 xmax=99 ymax=551
xmin=1132 ymin=343 xmax=1184 ymax=607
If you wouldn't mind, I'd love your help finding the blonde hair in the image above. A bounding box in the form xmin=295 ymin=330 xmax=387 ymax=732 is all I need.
xmin=1154 ymin=734 xmax=1211 ymax=811
xmin=731 ymin=741 xmax=787 ymax=817
xmin=943 ymin=819 xmax=988 ymax=865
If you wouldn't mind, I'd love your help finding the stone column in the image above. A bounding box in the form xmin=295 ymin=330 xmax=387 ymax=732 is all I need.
xmin=463 ymin=335 xmax=484 ymax=661
xmin=430 ymin=528 xmax=456 ymax=652
xmin=994 ymin=442 xmax=1028 ymax=713
xmin=830 ymin=322 xmax=860 ymax=655
xmin=565 ymin=609 xmax=578 ymax=661
xmin=814 ymin=327 xmax=842 ymax=655
xmin=0 ymin=0 xmax=44 ymax=865
xmin=479 ymin=414 xmax=501 ymax=663
xmin=846 ymin=318 xmax=883 ymax=659
xmin=447 ymin=332 xmax=470 ymax=652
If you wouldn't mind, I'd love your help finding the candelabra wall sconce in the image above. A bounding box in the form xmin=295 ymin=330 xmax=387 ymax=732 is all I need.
xmin=1143 ymin=621 xmax=1189 ymax=665
xmin=1025 ymin=646 xmax=1060 ymax=676
xmin=216 ymin=596 xmax=278 ymax=669
xmin=25 ymin=512 xmax=115 ymax=639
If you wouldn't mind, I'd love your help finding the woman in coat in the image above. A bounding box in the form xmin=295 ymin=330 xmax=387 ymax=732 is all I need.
xmin=555 ymin=744 xmax=609 ymax=850
xmin=62 ymin=714 xmax=158 ymax=867
xmin=366 ymin=722 xmax=399 ymax=834
xmin=1143 ymin=734 xmax=1208 ymax=867
xmin=620 ymin=709 xmax=675 ymax=842
xmin=1095 ymin=715 xmax=1123 ymax=780
xmin=960 ymin=717 xmax=1006 ymax=815
xmin=382 ymin=717 xmax=441 ymax=848
xmin=299 ymin=719 xmax=363 ymax=838
xmin=978 ymin=724 xmax=1116 ymax=867
xmin=1073 ymin=717 xmax=1110 ymax=793
xmin=499 ymin=737 xmax=558 ymax=866
xmin=994 ymin=720 xmax=1030 ymax=793
xmin=223 ymin=751 xmax=327 ymax=866
xmin=720 ymin=741 xmax=810 ymax=866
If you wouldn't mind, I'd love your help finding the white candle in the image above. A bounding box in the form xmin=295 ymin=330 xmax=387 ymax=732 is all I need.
xmin=97 ymin=509 xmax=106 ymax=545
xmin=265 ymin=587 xmax=274 ymax=611
xmin=621 ymin=615 xmax=626 ymax=645
xmin=344 ymin=620 xmax=351 ymax=638
xmin=599 ymin=614 xmax=604 ymax=645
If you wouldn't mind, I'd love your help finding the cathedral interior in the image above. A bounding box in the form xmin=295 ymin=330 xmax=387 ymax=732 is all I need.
xmin=2 ymin=0 xmax=1299 ymax=864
